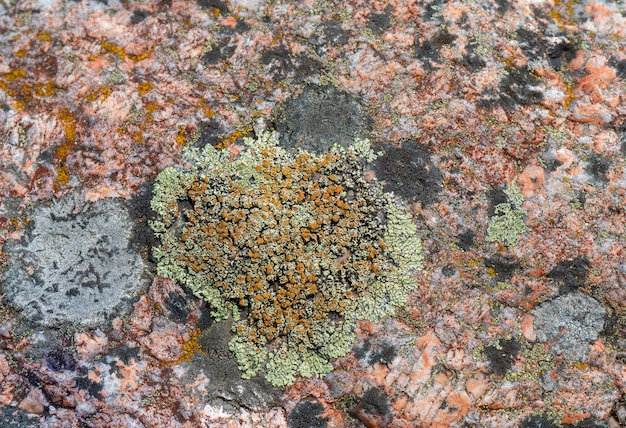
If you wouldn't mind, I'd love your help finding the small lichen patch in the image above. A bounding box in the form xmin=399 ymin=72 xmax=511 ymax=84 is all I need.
xmin=486 ymin=182 xmax=530 ymax=246
xmin=150 ymin=131 xmax=423 ymax=386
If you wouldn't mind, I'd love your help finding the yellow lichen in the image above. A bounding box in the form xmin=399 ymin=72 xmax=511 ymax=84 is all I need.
xmin=138 ymin=81 xmax=153 ymax=95
xmin=165 ymin=329 xmax=204 ymax=366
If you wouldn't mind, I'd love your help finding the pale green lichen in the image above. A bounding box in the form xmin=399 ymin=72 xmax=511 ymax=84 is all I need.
xmin=486 ymin=182 xmax=530 ymax=247
xmin=150 ymin=131 xmax=423 ymax=386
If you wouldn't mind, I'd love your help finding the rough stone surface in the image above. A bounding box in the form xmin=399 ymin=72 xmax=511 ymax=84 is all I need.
xmin=0 ymin=0 xmax=624 ymax=425
xmin=1 ymin=192 xmax=148 ymax=328
xmin=0 ymin=406 xmax=40 ymax=428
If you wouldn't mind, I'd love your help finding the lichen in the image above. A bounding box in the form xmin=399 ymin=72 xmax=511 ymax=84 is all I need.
xmin=150 ymin=131 xmax=423 ymax=386
xmin=486 ymin=182 xmax=530 ymax=247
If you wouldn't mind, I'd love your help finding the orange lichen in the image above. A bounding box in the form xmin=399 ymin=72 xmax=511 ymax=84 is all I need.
xmin=128 ymin=49 xmax=153 ymax=62
xmin=151 ymin=133 xmax=422 ymax=385
xmin=36 ymin=30 xmax=51 ymax=41
xmin=145 ymin=102 xmax=159 ymax=122
xmin=54 ymin=166 xmax=71 ymax=189
xmin=166 ymin=329 xmax=204 ymax=366
xmin=175 ymin=125 xmax=187 ymax=145
xmin=33 ymin=80 xmax=56 ymax=97
xmin=2 ymin=69 xmax=27 ymax=81
xmin=216 ymin=127 xmax=252 ymax=149
xmin=84 ymin=85 xmax=111 ymax=103
xmin=57 ymin=109 xmax=77 ymax=144
xmin=131 ymin=131 xmax=144 ymax=144
xmin=54 ymin=109 xmax=78 ymax=189
xmin=195 ymin=98 xmax=216 ymax=118
xmin=138 ymin=81 xmax=153 ymax=95
xmin=100 ymin=41 xmax=126 ymax=60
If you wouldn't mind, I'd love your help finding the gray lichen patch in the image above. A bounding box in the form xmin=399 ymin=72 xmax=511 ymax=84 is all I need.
xmin=532 ymin=292 xmax=607 ymax=362
xmin=1 ymin=191 xmax=149 ymax=328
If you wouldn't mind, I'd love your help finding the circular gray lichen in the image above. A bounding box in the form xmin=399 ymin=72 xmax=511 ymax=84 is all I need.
xmin=1 ymin=191 xmax=148 ymax=328
xmin=532 ymin=292 xmax=606 ymax=361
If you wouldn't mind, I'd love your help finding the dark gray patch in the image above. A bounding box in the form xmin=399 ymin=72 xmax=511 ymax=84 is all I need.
xmin=540 ymin=156 xmax=563 ymax=173
xmin=414 ymin=39 xmax=439 ymax=70
xmin=423 ymin=0 xmax=445 ymax=21
xmin=360 ymin=387 xmax=390 ymax=416
xmin=441 ymin=265 xmax=456 ymax=277
xmin=0 ymin=406 xmax=40 ymax=428
xmin=274 ymin=85 xmax=372 ymax=154
xmin=288 ymin=400 xmax=328 ymax=428
xmin=110 ymin=344 xmax=140 ymax=365
xmin=260 ymin=46 xmax=323 ymax=82
xmin=495 ymin=0 xmax=511 ymax=15
xmin=311 ymin=19 xmax=350 ymax=48
xmin=196 ymin=0 xmax=228 ymax=14
xmin=197 ymin=304 xmax=214 ymax=330
xmin=484 ymin=338 xmax=520 ymax=376
xmin=487 ymin=185 xmax=509 ymax=216
xmin=374 ymin=143 xmax=443 ymax=205
xmin=128 ymin=183 xmax=159 ymax=264
xmin=130 ymin=9 xmax=148 ymax=24
xmin=563 ymin=417 xmax=609 ymax=428
xmin=431 ymin=29 xmax=457 ymax=46
xmin=260 ymin=45 xmax=291 ymax=70
xmin=520 ymin=414 xmax=560 ymax=428
xmin=547 ymin=256 xmax=589 ymax=294
xmin=354 ymin=339 xmax=396 ymax=366
xmin=586 ymin=154 xmax=610 ymax=184
xmin=193 ymin=119 xmax=227 ymax=149
xmin=165 ymin=292 xmax=190 ymax=322
xmin=515 ymin=28 xmax=578 ymax=72
xmin=414 ymin=29 xmax=457 ymax=69
xmin=194 ymin=320 xmax=279 ymax=411
xmin=462 ymin=38 xmax=486 ymax=71
xmin=498 ymin=67 xmax=544 ymax=111
xmin=76 ymin=367 xmax=104 ymax=399
xmin=484 ymin=255 xmax=519 ymax=282
xmin=202 ymin=43 xmax=236 ymax=65
xmin=367 ymin=7 xmax=391 ymax=34
xmin=456 ymin=230 xmax=475 ymax=251
xmin=46 ymin=343 xmax=76 ymax=372
xmin=515 ymin=28 xmax=546 ymax=57
xmin=609 ymin=57 xmax=626 ymax=80
xmin=547 ymin=42 xmax=576 ymax=71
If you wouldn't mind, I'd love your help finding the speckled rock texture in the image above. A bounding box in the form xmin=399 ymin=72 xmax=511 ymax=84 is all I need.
xmin=0 ymin=0 xmax=625 ymax=427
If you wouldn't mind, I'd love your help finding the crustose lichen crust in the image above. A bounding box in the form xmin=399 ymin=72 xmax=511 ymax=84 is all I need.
xmin=150 ymin=131 xmax=423 ymax=386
